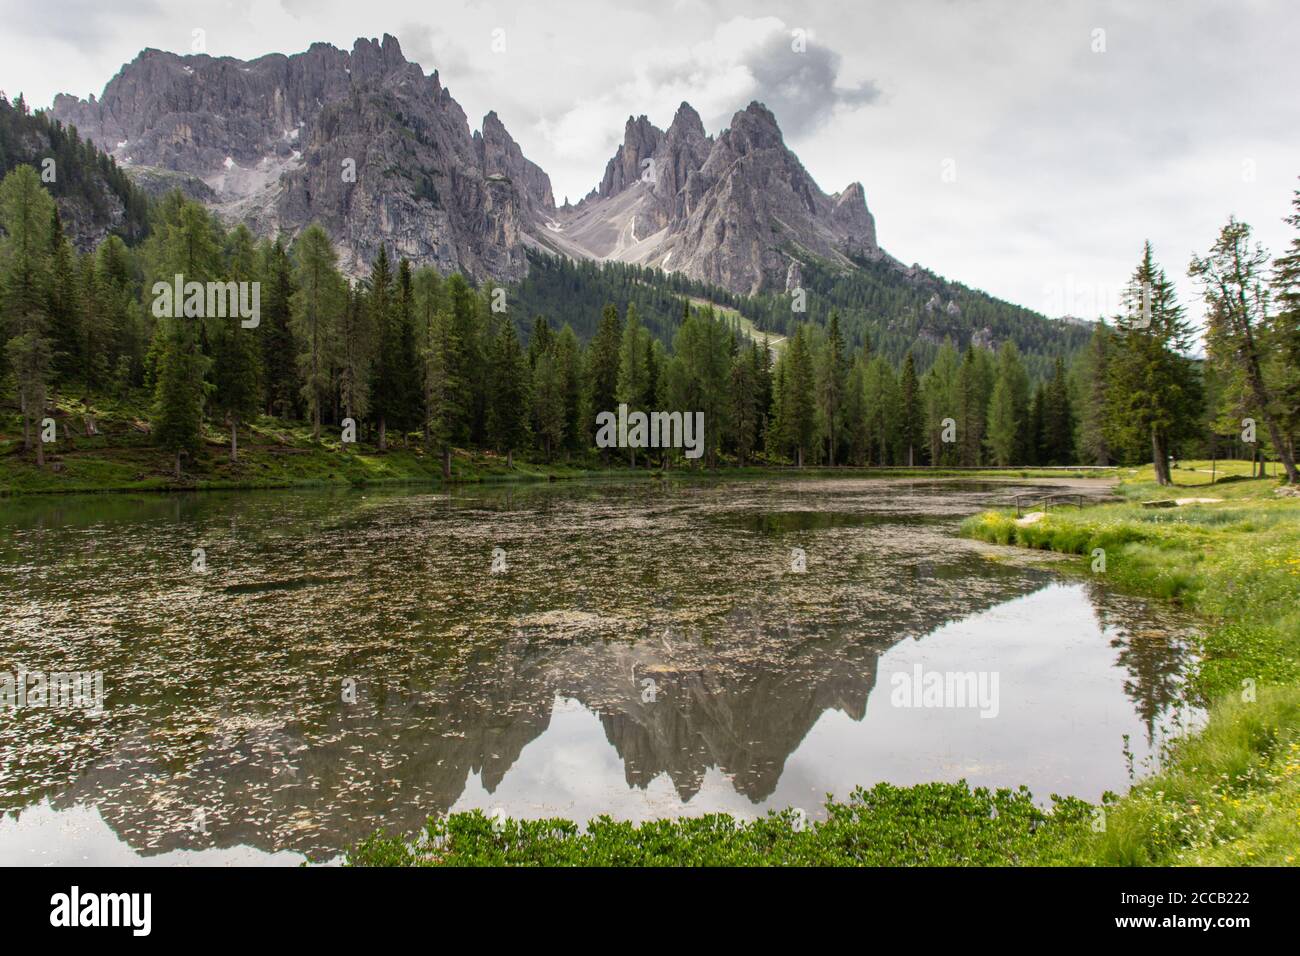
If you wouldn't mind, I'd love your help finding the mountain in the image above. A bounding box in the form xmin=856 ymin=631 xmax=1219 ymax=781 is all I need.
xmin=50 ymin=35 xmax=554 ymax=280
xmin=546 ymin=101 xmax=890 ymax=295
xmin=45 ymin=33 xmax=1085 ymax=366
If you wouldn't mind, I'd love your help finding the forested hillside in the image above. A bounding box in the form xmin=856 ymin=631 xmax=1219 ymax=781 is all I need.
xmin=511 ymin=249 xmax=1092 ymax=381
xmin=0 ymin=94 xmax=150 ymax=249
xmin=3 ymin=141 xmax=1297 ymax=488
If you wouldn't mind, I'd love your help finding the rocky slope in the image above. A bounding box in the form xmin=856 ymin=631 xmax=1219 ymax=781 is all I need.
xmin=50 ymin=35 xmax=890 ymax=294
xmin=546 ymin=101 xmax=894 ymax=295
xmin=51 ymin=35 xmax=554 ymax=280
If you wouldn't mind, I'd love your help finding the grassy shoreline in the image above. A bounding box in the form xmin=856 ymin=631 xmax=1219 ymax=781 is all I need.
xmin=346 ymin=460 xmax=1300 ymax=867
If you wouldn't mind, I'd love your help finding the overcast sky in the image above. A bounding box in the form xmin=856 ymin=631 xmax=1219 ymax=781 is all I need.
xmin=1 ymin=0 xmax=1297 ymax=324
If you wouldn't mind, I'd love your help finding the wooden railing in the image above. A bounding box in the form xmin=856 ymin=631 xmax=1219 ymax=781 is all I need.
xmin=1010 ymin=492 xmax=1085 ymax=517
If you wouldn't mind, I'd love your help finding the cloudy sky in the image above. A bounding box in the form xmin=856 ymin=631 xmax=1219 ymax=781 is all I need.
xmin=1 ymin=0 xmax=1297 ymax=323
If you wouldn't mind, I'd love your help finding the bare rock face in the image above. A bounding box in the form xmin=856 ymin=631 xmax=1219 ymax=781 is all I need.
xmin=51 ymin=35 xmax=554 ymax=281
xmin=51 ymin=35 xmax=888 ymax=295
xmin=553 ymin=100 xmax=890 ymax=295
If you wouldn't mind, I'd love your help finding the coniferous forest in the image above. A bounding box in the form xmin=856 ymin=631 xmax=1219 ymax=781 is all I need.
xmin=2 ymin=93 xmax=1299 ymax=488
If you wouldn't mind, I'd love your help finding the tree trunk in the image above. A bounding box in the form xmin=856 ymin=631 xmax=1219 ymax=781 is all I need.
xmin=378 ymin=418 xmax=387 ymax=452
xmin=1151 ymin=429 xmax=1171 ymax=486
xmin=507 ymin=448 xmax=514 ymax=469
xmin=229 ymin=417 xmax=239 ymax=463
xmin=312 ymin=407 xmax=321 ymax=441
xmin=174 ymin=450 xmax=182 ymax=479
xmin=630 ymin=447 xmax=636 ymax=469
xmin=441 ymin=446 xmax=451 ymax=480
xmin=35 ymin=431 xmax=45 ymax=468
xmin=797 ymin=446 xmax=804 ymax=468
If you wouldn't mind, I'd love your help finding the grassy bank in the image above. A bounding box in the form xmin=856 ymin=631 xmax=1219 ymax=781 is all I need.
xmin=961 ymin=461 xmax=1300 ymax=865
xmin=347 ymin=460 xmax=1299 ymax=867
xmin=2 ymin=391 xmax=1115 ymax=496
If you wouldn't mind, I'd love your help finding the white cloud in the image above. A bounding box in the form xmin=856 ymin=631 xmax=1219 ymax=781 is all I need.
xmin=1 ymin=0 xmax=1296 ymax=324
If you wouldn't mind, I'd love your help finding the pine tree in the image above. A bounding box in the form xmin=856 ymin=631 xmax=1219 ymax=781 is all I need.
xmin=955 ymin=348 xmax=985 ymax=466
xmin=209 ymin=224 xmax=261 ymax=462
xmin=337 ymin=282 xmax=372 ymax=431
xmin=554 ymin=323 xmax=586 ymax=454
xmin=488 ymin=321 xmax=530 ymax=466
xmin=424 ymin=298 xmax=463 ymax=479
xmin=616 ymin=303 xmax=649 ymax=466
xmin=532 ymin=348 xmax=565 ymax=461
xmin=259 ymin=239 xmax=299 ymax=419
xmin=863 ymin=354 xmax=898 ymax=465
xmin=897 ymin=352 xmax=923 ymax=467
xmin=985 ymin=377 xmax=1018 ymax=466
xmin=1042 ymin=357 xmax=1075 ymax=464
xmin=47 ymin=207 xmax=83 ymax=384
xmin=1107 ymin=242 xmax=1201 ymax=485
xmin=366 ymin=245 xmax=399 ymax=450
xmin=151 ymin=317 xmax=205 ymax=477
xmin=1075 ymin=321 xmax=1113 ymax=465
xmin=922 ymin=340 xmax=959 ymax=466
xmin=1272 ymin=182 xmax=1300 ymax=462
xmin=728 ymin=340 xmax=760 ymax=466
xmin=588 ymin=303 xmax=622 ymax=453
xmin=1192 ymin=219 xmax=1295 ymax=482
xmin=781 ymin=324 xmax=817 ymax=467
xmin=290 ymin=224 xmax=343 ymax=440
xmin=817 ymin=310 xmax=848 ymax=465
xmin=0 ymin=165 xmax=56 ymax=465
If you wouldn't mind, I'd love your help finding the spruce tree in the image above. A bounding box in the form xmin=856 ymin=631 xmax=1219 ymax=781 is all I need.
xmin=1107 ymin=242 xmax=1201 ymax=485
xmin=0 ymin=165 xmax=55 ymax=464
xmin=290 ymin=224 xmax=343 ymax=440
xmin=151 ymin=317 xmax=205 ymax=477
xmin=588 ymin=303 xmax=622 ymax=452
xmin=897 ymin=352 xmax=923 ymax=467
xmin=259 ymin=239 xmax=299 ymax=419
xmin=1272 ymin=183 xmax=1300 ymax=460
xmin=488 ymin=321 xmax=530 ymax=466
xmin=817 ymin=310 xmax=848 ymax=465
xmin=209 ymin=224 xmax=261 ymax=462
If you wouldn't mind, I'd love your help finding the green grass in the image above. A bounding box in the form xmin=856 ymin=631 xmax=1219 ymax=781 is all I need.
xmin=2 ymin=387 xmax=1117 ymax=496
xmin=960 ymin=463 xmax=1300 ymax=865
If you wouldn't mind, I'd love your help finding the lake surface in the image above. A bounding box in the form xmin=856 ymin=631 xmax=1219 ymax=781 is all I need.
xmin=0 ymin=477 xmax=1200 ymax=865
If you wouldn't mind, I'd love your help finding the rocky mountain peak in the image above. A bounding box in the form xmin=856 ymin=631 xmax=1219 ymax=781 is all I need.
xmin=597 ymin=114 xmax=663 ymax=198
xmin=50 ymin=34 xmax=554 ymax=282
xmin=667 ymin=101 xmax=706 ymax=140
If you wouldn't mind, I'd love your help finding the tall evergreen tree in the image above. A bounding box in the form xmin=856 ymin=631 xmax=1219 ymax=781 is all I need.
xmin=290 ymin=224 xmax=343 ymax=440
xmin=1107 ymin=242 xmax=1202 ymax=485
xmin=1272 ymin=182 xmax=1300 ymax=461
xmin=488 ymin=321 xmax=530 ymax=466
xmin=588 ymin=303 xmax=622 ymax=452
xmin=258 ymin=239 xmax=298 ymax=419
xmin=817 ymin=310 xmax=848 ymax=465
xmin=616 ymin=303 xmax=650 ymax=466
xmin=1191 ymin=217 xmax=1298 ymax=483
xmin=0 ymin=165 xmax=56 ymax=465
xmin=209 ymin=224 xmax=261 ymax=462
xmin=897 ymin=352 xmax=923 ymax=467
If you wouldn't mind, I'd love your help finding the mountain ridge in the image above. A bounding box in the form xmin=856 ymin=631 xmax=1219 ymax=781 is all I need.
xmin=48 ymin=33 xmax=897 ymax=297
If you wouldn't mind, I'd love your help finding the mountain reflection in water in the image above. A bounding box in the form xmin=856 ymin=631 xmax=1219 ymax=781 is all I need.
xmin=0 ymin=478 xmax=1198 ymax=864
